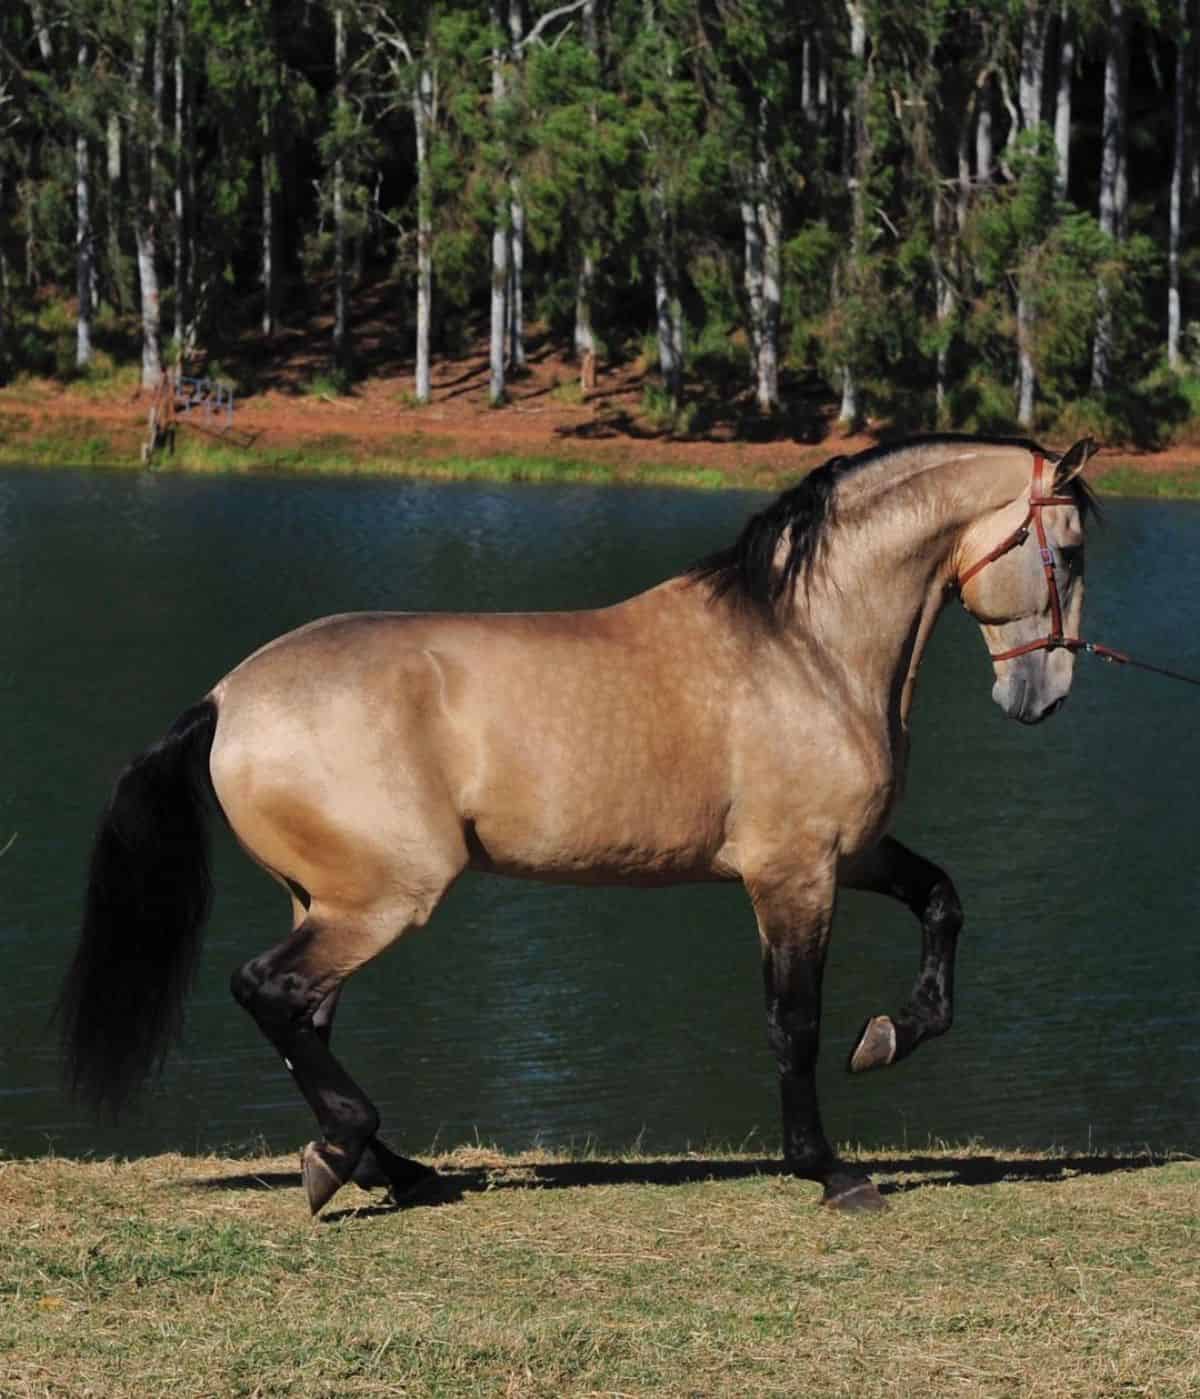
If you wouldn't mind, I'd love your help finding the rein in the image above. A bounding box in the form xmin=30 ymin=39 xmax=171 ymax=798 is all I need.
xmin=955 ymin=453 xmax=1200 ymax=689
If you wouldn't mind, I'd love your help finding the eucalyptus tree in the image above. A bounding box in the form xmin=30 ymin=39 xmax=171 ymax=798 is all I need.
xmin=1167 ymin=0 xmax=1191 ymax=369
xmin=1091 ymin=0 xmax=1128 ymax=390
xmin=705 ymin=0 xmax=796 ymax=413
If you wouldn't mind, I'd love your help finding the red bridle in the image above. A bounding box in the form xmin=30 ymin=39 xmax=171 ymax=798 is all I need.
xmin=954 ymin=451 xmax=1200 ymax=687
xmin=955 ymin=453 xmax=1089 ymax=662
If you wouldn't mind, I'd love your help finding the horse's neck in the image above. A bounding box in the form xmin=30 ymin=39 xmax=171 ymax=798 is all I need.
xmin=803 ymin=448 xmax=1029 ymax=731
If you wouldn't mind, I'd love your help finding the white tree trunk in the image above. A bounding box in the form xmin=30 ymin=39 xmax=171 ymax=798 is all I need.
xmin=1168 ymin=0 xmax=1188 ymax=368
xmin=573 ymin=0 xmax=598 ymax=369
xmin=1053 ymin=2 xmax=1073 ymax=198
xmin=740 ymin=195 xmax=764 ymax=373
xmin=508 ymin=182 xmax=525 ymax=370
xmin=975 ymin=79 xmax=993 ymax=183
xmin=332 ymin=2 xmax=349 ymax=374
xmin=1017 ymin=284 xmax=1035 ymax=427
xmin=506 ymin=0 xmax=526 ymax=371
xmin=651 ymin=177 xmax=682 ymax=407
xmin=132 ymin=26 xmax=163 ymax=390
xmin=575 ymin=253 xmax=595 ymax=358
xmin=1092 ymin=0 xmax=1127 ymax=391
xmin=1018 ymin=1 xmax=1050 ymax=130
xmin=75 ymin=43 xmax=93 ymax=370
xmin=414 ymin=62 xmax=434 ymax=404
xmin=838 ymin=0 xmax=867 ymax=428
xmin=261 ymin=120 xmax=275 ymax=339
xmin=758 ymin=183 xmax=781 ymax=414
xmin=174 ymin=0 xmax=190 ymax=355
xmin=489 ymin=0 xmax=508 ymax=405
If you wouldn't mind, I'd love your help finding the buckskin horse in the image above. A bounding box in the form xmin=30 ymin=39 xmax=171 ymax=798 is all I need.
xmin=60 ymin=433 xmax=1096 ymax=1214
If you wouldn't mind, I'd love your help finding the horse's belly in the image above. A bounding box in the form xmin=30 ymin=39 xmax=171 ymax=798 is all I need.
xmin=464 ymin=791 xmax=734 ymax=887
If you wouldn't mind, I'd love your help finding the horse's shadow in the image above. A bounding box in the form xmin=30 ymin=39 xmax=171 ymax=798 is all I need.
xmin=183 ymin=1150 xmax=1184 ymax=1223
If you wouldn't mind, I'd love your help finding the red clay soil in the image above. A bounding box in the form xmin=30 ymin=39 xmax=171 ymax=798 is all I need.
xmin=5 ymin=328 xmax=1199 ymax=484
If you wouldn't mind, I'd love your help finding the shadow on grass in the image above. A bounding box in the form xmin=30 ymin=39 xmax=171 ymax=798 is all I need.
xmin=184 ymin=1149 xmax=1185 ymax=1222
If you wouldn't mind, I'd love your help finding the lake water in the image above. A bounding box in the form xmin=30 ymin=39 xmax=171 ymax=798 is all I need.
xmin=1 ymin=466 xmax=1198 ymax=1162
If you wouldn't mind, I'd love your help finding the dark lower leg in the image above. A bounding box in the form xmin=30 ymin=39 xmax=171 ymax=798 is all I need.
xmin=311 ymin=986 xmax=435 ymax=1198
xmin=232 ymin=939 xmax=384 ymax=1213
xmin=763 ymin=942 xmax=884 ymax=1211
xmin=845 ymin=838 xmax=962 ymax=1073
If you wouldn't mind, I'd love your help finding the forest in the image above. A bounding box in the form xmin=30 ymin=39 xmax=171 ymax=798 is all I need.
xmin=1 ymin=0 xmax=1197 ymax=443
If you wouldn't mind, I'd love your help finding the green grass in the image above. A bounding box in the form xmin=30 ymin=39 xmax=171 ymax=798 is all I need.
xmin=0 ymin=413 xmax=749 ymax=491
xmin=6 ymin=401 xmax=1200 ymax=498
xmin=1 ymin=1144 xmax=1197 ymax=1397
xmin=1091 ymin=464 xmax=1200 ymax=500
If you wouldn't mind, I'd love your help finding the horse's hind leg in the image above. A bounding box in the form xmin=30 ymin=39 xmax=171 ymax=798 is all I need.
xmin=232 ymin=893 xmax=447 ymax=1216
xmin=310 ymin=986 xmax=434 ymax=1198
xmin=840 ymin=836 xmax=962 ymax=1073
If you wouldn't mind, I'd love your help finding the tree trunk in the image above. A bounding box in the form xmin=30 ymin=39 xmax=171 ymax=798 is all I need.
xmin=506 ymin=0 xmax=526 ymax=372
xmin=573 ymin=0 xmax=598 ymax=376
xmin=132 ymin=25 xmax=163 ymax=390
xmin=838 ymin=0 xmax=867 ymax=428
xmin=174 ymin=0 xmax=190 ymax=356
xmin=261 ymin=99 xmax=276 ymax=339
xmin=1016 ymin=280 xmax=1036 ymax=427
xmin=975 ymin=78 xmax=993 ymax=184
xmin=1018 ymin=1 xmax=1051 ymax=131
xmin=332 ymin=0 xmax=350 ymax=376
xmin=414 ymin=61 xmax=433 ymax=404
xmin=1053 ymin=2 xmax=1073 ymax=198
xmin=508 ymin=184 xmax=525 ymax=370
xmin=75 ymin=42 xmax=94 ymax=370
xmin=488 ymin=0 xmax=508 ymax=405
xmin=1092 ymin=0 xmax=1127 ymax=391
xmin=740 ymin=192 xmax=764 ymax=381
xmin=106 ymin=112 xmax=129 ymax=313
xmin=1168 ymin=0 xmax=1188 ymax=368
xmin=29 ymin=0 xmax=53 ymax=63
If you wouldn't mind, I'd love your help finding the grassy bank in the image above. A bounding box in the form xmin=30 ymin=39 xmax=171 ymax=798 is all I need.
xmin=2 ymin=1145 xmax=1197 ymax=1397
xmin=5 ymin=399 xmax=1200 ymax=497
xmin=0 ymin=410 xmax=765 ymax=492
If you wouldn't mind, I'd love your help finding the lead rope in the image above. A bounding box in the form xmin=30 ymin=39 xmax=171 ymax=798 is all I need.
xmin=1070 ymin=640 xmax=1200 ymax=689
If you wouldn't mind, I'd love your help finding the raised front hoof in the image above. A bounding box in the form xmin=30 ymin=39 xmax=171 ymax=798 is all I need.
xmin=821 ymin=1174 xmax=888 ymax=1213
xmin=848 ymin=1015 xmax=898 ymax=1074
xmin=301 ymin=1140 xmax=356 ymax=1216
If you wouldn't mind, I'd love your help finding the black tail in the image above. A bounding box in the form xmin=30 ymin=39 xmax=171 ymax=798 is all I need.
xmin=58 ymin=697 xmax=219 ymax=1116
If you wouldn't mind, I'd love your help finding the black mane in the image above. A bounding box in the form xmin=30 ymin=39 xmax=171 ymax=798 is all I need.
xmin=688 ymin=433 xmax=1095 ymax=622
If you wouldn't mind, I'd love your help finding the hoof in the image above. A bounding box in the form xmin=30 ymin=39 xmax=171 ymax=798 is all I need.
xmin=822 ymin=1176 xmax=888 ymax=1213
xmin=848 ymin=1015 xmax=897 ymax=1074
xmin=355 ymin=1138 xmax=439 ymax=1200
xmin=301 ymin=1140 xmax=354 ymax=1216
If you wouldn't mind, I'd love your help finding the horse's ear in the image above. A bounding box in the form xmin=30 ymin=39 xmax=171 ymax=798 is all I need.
xmin=1053 ymin=437 xmax=1095 ymax=489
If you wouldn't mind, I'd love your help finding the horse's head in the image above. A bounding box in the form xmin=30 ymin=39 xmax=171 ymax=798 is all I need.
xmin=955 ymin=438 xmax=1095 ymax=726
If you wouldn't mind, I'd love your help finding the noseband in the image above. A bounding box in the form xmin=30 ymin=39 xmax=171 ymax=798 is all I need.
xmin=955 ymin=453 xmax=1200 ymax=686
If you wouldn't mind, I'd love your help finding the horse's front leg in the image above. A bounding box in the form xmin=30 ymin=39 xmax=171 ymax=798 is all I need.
xmin=749 ymin=868 xmax=887 ymax=1212
xmin=840 ymin=835 xmax=963 ymax=1073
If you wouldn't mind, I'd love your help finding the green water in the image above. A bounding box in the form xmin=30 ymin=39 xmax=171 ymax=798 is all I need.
xmin=2 ymin=467 xmax=1197 ymax=1160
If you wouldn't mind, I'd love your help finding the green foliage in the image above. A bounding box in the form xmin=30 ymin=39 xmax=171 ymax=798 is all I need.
xmin=0 ymin=0 xmax=1195 ymax=445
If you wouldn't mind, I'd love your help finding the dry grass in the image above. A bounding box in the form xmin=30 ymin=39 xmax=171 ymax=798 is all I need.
xmin=2 ymin=1145 xmax=1198 ymax=1397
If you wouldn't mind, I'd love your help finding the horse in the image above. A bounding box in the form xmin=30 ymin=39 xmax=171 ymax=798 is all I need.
xmin=59 ymin=432 xmax=1096 ymax=1215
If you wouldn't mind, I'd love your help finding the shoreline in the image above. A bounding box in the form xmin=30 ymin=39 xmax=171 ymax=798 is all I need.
xmin=4 ymin=383 xmax=1200 ymax=499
